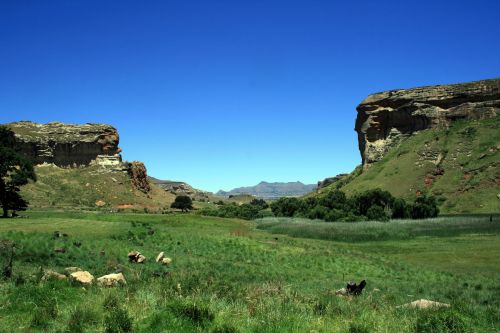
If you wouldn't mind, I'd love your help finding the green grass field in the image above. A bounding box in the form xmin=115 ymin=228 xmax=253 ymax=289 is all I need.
xmin=0 ymin=211 xmax=499 ymax=332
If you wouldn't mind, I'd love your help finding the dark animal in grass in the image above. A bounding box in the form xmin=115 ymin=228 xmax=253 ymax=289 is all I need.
xmin=346 ymin=280 xmax=366 ymax=295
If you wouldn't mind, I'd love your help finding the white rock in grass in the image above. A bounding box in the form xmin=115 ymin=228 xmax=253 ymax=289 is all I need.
xmin=97 ymin=273 xmax=126 ymax=287
xmin=398 ymin=299 xmax=450 ymax=309
xmin=161 ymin=257 xmax=172 ymax=266
xmin=70 ymin=271 xmax=94 ymax=285
xmin=137 ymin=254 xmax=146 ymax=263
xmin=155 ymin=252 xmax=165 ymax=262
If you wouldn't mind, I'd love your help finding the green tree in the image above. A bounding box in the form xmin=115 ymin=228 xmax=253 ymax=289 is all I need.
xmin=392 ymin=198 xmax=410 ymax=219
xmin=411 ymin=195 xmax=439 ymax=219
xmin=270 ymin=197 xmax=302 ymax=217
xmin=0 ymin=126 xmax=36 ymax=218
xmin=366 ymin=204 xmax=389 ymax=221
xmin=170 ymin=195 xmax=193 ymax=212
xmin=249 ymin=198 xmax=269 ymax=209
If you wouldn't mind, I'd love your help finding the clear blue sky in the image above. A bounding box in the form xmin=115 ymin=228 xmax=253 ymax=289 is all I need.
xmin=1 ymin=1 xmax=499 ymax=192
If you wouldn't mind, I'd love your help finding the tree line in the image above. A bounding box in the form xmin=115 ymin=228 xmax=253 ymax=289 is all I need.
xmin=196 ymin=188 xmax=439 ymax=221
xmin=0 ymin=126 xmax=36 ymax=217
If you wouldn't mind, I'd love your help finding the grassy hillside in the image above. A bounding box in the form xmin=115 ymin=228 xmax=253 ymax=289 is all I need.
xmin=20 ymin=165 xmax=176 ymax=211
xmin=0 ymin=211 xmax=498 ymax=332
xmin=326 ymin=115 xmax=499 ymax=214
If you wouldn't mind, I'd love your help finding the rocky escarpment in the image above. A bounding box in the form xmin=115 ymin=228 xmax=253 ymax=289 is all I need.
xmin=355 ymin=78 xmax=500 ymax=168
xmin=6 ymin=121 xmax=122 ymax=166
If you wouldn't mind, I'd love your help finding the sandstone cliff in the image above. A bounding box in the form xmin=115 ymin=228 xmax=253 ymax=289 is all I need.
xmin=6 ymin=121 xmax=122 ymax=166
xmin=355 ymin=78 xmax=500 ymax=168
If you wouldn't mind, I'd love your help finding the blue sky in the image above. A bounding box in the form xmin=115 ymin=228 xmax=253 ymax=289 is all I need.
xmin=1 ymin=1 xmax=499 ymax=192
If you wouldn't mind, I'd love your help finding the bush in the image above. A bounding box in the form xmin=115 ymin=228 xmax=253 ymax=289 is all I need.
xmin=351 ymin=188 xmax=395 ymax=216
xmin=198 ymin=203 xmax=263 ymax=220
xmin=307 ymin=205 xmax=329 ymax=220
xmin=270 ymin=197 xmax=302 ymax=217
xmin=249 ymin=198 xmax=268 ymax=209
xmin=171 ymin=195 xmax=193 ymax=212
xmin=366 ymin=204 xmax=389 ymax=221
xmin=411 ymin=195 xmax=439 ymax=219
xmin=392 ymin=198 xmax=410 ymax=219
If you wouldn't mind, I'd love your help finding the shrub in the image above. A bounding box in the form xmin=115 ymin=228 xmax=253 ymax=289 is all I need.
xmin=307 ymin=205 xmax=329 ymax=220
xmin=392 ymin=198 xmax=410 ymax=218
xmin=320 ymin=190 xmax=347 ymax=210
xmin=411 ymin=195 xmax=439 ymax=219
xmin=351 ymin=188 xmax=395 ymax=216
xmin=366 ymin=204 xmax=389 ymax=221
xmin=171 ymin=195 xmax=193 ymax=212
xmin=324 ymin=208 xmax=346 ymax=222
xmin=270 ymin=197 xmax=302 ymax=217
xmin=249 ymin=198 xmax=268 ymax=209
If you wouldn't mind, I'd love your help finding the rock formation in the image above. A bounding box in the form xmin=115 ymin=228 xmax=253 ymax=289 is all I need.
xmin=355 ymin=78 xmax=500 ymax=168
xmin=128 ymin=162 xmax=151 ymax=193
xmin=6 ymin=121 xmax=122 ymax=166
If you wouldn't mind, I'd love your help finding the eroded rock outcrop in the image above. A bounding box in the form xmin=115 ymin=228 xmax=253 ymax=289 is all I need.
xmin=355 ymin=78 xmax=499 ymax=168
xmin=128 ymin=162 xmax=151 ymax=193
xmin=6 ymin=121 xmax=122 ymax=166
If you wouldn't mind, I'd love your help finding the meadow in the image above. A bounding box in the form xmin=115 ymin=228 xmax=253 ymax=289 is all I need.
xmin=0 ymin=211 xmax=498 ymax=332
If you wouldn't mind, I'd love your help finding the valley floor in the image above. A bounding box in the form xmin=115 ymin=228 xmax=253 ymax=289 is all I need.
xmin=0 ymin=211 xmax=498 ymax=332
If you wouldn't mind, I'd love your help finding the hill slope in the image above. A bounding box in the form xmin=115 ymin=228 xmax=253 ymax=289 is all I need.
xmin=323 ymin=115 xmax=499 ymax=213
xmin=20 ymin=164 xmax=176 ymax=211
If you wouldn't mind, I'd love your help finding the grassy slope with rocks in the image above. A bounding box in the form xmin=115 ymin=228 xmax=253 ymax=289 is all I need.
xmin=323 ymin=115 xmax=499 ymax=214
xmin=20 ymin=165 xmax=176 ymax=211
xmin=0 ymin=211 xmax=498 ymax=332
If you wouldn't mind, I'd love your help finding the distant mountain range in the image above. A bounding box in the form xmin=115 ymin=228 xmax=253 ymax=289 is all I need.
xmin=217 ymin=181 xmax=316 ymax=199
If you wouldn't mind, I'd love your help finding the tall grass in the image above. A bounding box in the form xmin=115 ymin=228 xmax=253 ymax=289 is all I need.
xmin=255 ymin=215 xmax=500 ymax=242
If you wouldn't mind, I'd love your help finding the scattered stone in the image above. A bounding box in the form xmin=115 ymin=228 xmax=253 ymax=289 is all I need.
xmin=42 ymin=269 xmax=67 ymax=281
xmin=53 ymin=231 xmax=63 ymax=239
xmin=73 ymin=241 xmax=82 ymax=247
xmin=161 ymin=257 xmax=172 ymax=266
xmin=398 ymin=299 xmax=450 ymax=309
xmin=70 ymin=271 xmax=94 ymax=285
xmin=128 ymin=251 xmax=146 ymax=263
xmin=155 ymin=252 xmax=165 ymax=262
xmin=54 ymin=247 xmax=66 ymax=253
xmin=97 ymin=273 xmax=126 ymax=287
xmin=335 ymin=288 xmax=349 ymax=297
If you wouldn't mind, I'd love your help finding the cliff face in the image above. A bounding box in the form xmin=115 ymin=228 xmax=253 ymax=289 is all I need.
xmin=355 ymin=78 xmax=500 ymax=168
xmin=6 ymin=121 xmax=122 ymax=166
